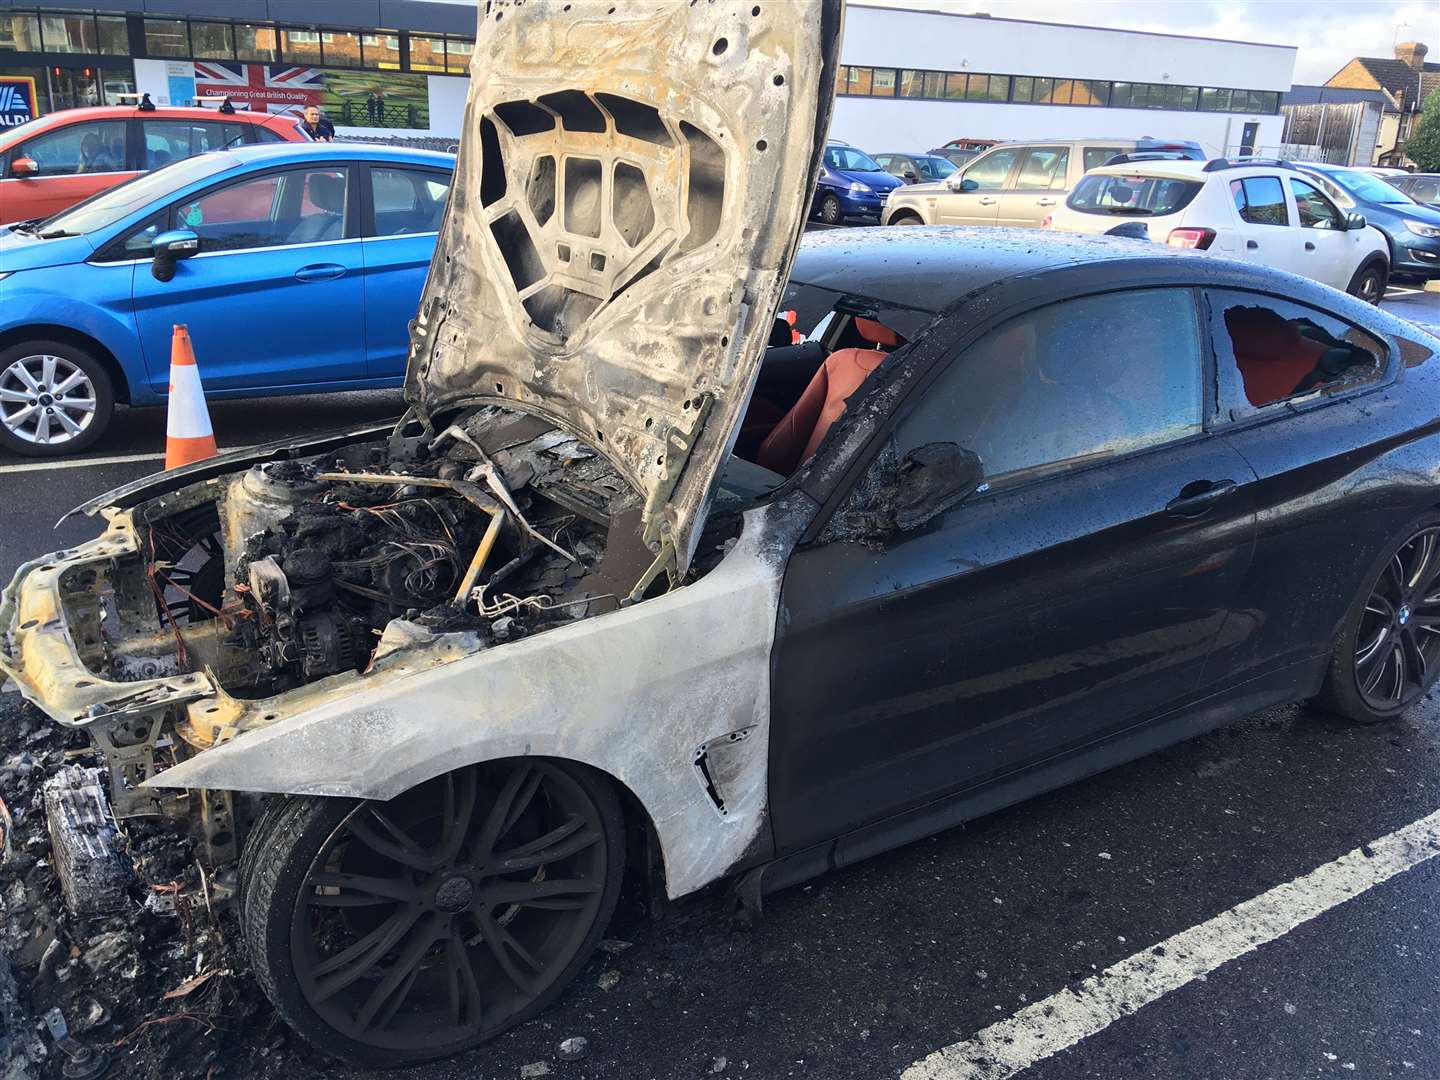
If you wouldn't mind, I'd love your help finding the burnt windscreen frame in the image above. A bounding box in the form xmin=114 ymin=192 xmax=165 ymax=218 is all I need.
xmin=479 ymin=116 xmax=506 ymax=207
xmin=494 ymin=99 xmax=557 ymax=137
xmin=538 ymin=90 xmax=607 ymax=133
xmin=595 ymin=93 xmax=673 ymax=146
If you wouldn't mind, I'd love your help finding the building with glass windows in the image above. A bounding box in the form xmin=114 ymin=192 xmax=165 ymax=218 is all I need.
xmin=0 ymin=1 xmax=476 ymax=137
xmin=833 ymin=6 xmax=1297 ymax=158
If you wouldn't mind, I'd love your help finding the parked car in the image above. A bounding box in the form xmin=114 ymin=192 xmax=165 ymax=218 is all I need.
xmin=872 ymin=152 xmax=957 ymax=184
xmin=882 ymin=137 xmax=1202 ymax=229
xmin=0 ymin=142 xmax=454 ymax=455
xmin=1294 ymin=162 xmax=1440 ymax=279
xmin=1044 ymin=158 xmax=1391 ymax=302
xmin=0 ymin=103 xmax=309 ymax=225
xmin=813 ymin=142 xmax=903 ymax=223
xmin=7 ymin=214 xmax=1440 ymax=1064
xmin=10 ymin=4 xmax=1440 ymax=1067
xmin=930 ymin=137 xmax=999 ymax=168
xmin=1385 ymin=172 xmax=1440 ymax=209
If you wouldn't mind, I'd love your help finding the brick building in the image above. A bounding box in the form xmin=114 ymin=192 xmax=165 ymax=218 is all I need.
xmin=1324 ymin=41 xmax=1440 ymax=166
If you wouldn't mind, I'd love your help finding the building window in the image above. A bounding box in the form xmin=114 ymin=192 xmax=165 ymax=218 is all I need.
xmin=235 ymin=24 xmax=278 ymax=62
xmin=362 ymin=32 xmax=401 ymax=70
xmin=834 ymin=63 xmax=1276 ymax=115
xmin=96 ymin=16 xmax=127 ymax=56
xmin=190 ymin=22 xmax=235 ymax=61
xmin=1200 ymin=87 xmax=1230 ymax=112
xmin=279 ymin=28 xmax=323 ymax=65
xmin=143 ymin=19 xmax=188 ymax=58
xmin=446 ymin=37 xmax=473 ymax=74
xmin=0 ymin=14 xmax=43 ymax=52
xmin=323 ymin=30 xmax=362 ymax=67
xmin=39 ymin=14 xmax=98 ymax=54
xmin=410 ymin=34 xmax=446 ymax=72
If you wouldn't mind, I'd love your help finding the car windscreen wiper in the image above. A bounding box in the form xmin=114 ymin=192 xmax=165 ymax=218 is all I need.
xmin=1103 ymin=207 xmax=1151 ymax=216
xmin=9 ymin=219 xmax=44 ymax=234
xmin=37 ymin=228 xmax=78 ymax=239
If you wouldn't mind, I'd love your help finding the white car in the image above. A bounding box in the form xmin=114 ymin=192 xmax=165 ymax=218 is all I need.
xmin=1044 ymin=158 xmax=1391 ymax=302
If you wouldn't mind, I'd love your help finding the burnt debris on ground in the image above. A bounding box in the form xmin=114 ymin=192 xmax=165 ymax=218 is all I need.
xmin=0 ymin=693 xmax=321 ymax=1080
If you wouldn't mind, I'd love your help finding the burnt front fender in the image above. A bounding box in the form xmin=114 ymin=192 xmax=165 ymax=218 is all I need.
xmin=146 ymin=504 xmax=802 ymax=899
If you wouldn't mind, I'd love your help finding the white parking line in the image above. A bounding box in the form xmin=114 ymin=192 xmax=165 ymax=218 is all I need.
xmin=0 ymin=451 xmax=167 ymax=475
xmin=901 ymin=807 xmax=1440 ymax=1080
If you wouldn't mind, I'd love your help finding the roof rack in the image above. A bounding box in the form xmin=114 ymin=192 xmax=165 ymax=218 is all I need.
xmin=1201 ymin=157 xmax=1300 ymax=172
xmin=189 ymin=95 xmax=237 ymax=113
xmin=1103 ymin=151 xmax=1205 ymax=167
xmin=113 ymin=91 xmax=155 ymax=111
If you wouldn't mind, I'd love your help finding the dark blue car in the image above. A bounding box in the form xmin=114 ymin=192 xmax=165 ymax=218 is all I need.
xmin=1297 ymin=162 xmax=1440 ymax=279
xmin=0 ymin=143 xmax=453 ymax=456
xmin=813 ymin=142 xmax=903 ymax=224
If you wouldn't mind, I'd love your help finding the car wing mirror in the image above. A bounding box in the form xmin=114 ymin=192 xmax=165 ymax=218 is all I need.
xmin=1344 ymin=211 xmax=1367 ymax=230
xmin=894 ymin=442 xmax=984 ymax=530
xmin=10 ymin=156 xmax=37 ymax=178
xmin=151 ymin=228 xmax=200 ymax=282
xmin=903 ymin=170 xmax=918 ymax=182
xmin=951 ymin=176 xmax=978 ymax=193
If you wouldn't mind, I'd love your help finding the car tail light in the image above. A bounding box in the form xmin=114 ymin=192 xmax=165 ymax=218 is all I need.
xmin=1166 ymin=227 xmax=1216 ymax=250
xmin=1041 ymin=215 xmax=1053 ymax=229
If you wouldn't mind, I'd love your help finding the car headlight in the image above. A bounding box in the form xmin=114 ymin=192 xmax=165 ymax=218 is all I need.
xmin=1405 ymin=220 xmax=1440 ymax=239
xmin=849 ymin=181 xmax=872 ymax=194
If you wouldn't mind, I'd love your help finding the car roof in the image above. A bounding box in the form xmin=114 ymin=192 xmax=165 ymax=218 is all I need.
xmin=19 ymin=104 xmax=280 ymax=125
xmin=207 ymin=142 xmax=455 ymax=168
xmin=1085 ymin=159 xmax=1221 ymax=181
xmin=791 ymin=226 xmax=1196 ymax=314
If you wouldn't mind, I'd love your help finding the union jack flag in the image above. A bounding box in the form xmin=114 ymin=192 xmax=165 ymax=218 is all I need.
xmin=193 ymin=63 xmax=326 ymax=114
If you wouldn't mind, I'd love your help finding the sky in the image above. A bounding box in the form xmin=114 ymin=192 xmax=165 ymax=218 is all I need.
xmin=439 ymin=0 xmax=1440 ymax=86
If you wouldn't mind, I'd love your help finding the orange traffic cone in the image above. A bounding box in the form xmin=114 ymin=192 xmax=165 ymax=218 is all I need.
xmin=164 ymin=325 xmax=217 ymax=469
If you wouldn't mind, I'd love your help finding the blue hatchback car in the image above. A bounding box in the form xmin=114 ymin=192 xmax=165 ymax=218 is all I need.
xmin=813 ymin=142 xmax=903 ymax=225
xmin=0 ymin=143 xmax=454 ymax=456
xmin=1296 ymin=162 xmax=1440 ymax=280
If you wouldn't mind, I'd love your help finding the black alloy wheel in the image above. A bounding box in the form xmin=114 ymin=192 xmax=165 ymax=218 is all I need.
xmin=1319 ymin=520 xmax=1440 ymax=723
xmin=1347 ymin=259 xmax=1388 ymax=305
xmin=1353 ymin=526 xmax=1440 ymax=710
xmin=818 ymin=193 xmax=843 ymax=225
xmin=241 ymin=760 xmax=625 ymax=1065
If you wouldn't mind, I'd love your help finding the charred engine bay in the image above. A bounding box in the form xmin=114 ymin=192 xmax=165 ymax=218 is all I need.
xmin=121 ymin=407 xmax=668 ymax=700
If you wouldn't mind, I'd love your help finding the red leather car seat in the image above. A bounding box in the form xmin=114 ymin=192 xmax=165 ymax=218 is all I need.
xmin=1225 ymin=306 xmax=1328 ymax=407
xmin=756 ymin=317 xmax=899 ymax=475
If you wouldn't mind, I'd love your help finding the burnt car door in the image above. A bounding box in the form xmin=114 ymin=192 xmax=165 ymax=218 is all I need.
xmin=768 ymin=286 xmax=1259 ymax=852
xmin=1200 ymin=287 xmax=1412 ymax=689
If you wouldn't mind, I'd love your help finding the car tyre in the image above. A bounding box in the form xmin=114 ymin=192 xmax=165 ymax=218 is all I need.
xmin=240 ymin=759 xmax=626 ymax=1066
xmin=1346 ymin=258 xmax=1388 ymax=305
xmin=0 ymin=340 xmax=115 ymax=457
xmin=1316 ymin=515 xmax=1440 ymax=724
xmin=888 ymin=211 xmax=925 ymax=226
xmin=818 ymin=193 xmax=843 ymax=225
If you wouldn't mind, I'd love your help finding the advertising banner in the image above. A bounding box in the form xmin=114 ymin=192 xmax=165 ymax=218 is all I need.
xmin=0 ymin=74 xmax=38 ymax=129
xmin=192 ymin=62 xmax=429 ymax=129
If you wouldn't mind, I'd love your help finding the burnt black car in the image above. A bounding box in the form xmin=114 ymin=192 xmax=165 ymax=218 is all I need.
xmin=7 ymin=19 xmax=1440 ymax=1062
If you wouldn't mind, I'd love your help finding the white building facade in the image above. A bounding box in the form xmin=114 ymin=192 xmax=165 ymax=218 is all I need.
xmin=832 ymin=6 xmax=1297 ymax=158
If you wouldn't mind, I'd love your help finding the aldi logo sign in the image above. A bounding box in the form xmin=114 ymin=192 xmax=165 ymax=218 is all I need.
xmin=0 ymin=76 xmax=37 ymax=128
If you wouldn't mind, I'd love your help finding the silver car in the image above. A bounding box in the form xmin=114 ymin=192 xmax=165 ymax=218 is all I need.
xmin=884 ymin=138 xmax=1170 ymax=228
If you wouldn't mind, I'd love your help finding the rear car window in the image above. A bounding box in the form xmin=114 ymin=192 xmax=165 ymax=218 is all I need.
xmin=1067 ymin=174 xmax=1202 ymax=216
xmin=1230 ymin=176 xmax=1289 ymax=226
xmin=1208 ymin=289 xmax=1385 ymax=416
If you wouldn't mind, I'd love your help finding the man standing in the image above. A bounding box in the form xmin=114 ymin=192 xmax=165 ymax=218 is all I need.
xmin=299 ymin=105 xmax=335 ymax=142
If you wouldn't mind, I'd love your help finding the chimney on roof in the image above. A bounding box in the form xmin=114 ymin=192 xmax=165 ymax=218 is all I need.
xmin=1394 ymin=41 xmax=1429 ymax=71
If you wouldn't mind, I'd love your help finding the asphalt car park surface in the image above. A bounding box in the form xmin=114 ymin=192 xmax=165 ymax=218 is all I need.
xmin=3 ymin=290 xmax=1440 ymax=1080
